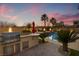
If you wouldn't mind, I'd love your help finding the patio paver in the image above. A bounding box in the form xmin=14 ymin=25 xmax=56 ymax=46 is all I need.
xmin=16 ymin=43 xmax=62 ymax=56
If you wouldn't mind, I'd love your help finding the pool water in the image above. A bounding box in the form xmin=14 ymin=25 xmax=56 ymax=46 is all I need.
xmin=49 ymin=32 xmax=58 ymax=41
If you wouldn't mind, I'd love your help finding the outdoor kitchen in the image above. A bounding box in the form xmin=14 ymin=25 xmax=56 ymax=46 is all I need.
xmin=0 ymin=24 xmax=40 ymax=56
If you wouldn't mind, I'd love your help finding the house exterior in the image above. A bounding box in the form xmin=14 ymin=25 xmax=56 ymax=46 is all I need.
xmin=73 ymin=20 xmax=79 ymax=28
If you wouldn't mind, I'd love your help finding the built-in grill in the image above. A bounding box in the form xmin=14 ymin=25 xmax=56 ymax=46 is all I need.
xmin=0 ymin=32 xmax=20 ymax=44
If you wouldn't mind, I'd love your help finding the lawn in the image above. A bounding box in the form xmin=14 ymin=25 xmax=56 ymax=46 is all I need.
xmin=69 ymin=49 xmax=79 ymax=56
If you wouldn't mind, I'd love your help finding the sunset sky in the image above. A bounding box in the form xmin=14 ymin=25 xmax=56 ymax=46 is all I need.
xmin=0 ymin=3 xmax=79 ymax=26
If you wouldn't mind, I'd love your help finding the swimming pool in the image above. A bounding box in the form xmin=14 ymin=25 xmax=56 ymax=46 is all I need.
xmin=49 ymin=32 xmax=58 ymax=41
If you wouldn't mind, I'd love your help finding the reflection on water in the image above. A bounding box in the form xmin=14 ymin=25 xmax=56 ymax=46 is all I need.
xmin=49 ymin=32 xmax=58 ymax=41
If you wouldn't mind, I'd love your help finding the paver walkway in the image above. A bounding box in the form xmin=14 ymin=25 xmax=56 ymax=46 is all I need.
xmin=16 ymin=43 xmax=63 ymax=56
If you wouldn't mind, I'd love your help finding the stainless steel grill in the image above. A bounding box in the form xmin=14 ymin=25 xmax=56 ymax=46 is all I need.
xmin=0 ymin=32 xmax=20 ymax=44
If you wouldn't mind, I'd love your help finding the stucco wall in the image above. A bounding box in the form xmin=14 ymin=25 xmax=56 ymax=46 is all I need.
xmin=20 ymin=36 xmax=39 ymax=49
xmin=68 ymin=39 xmax=79 ymax=51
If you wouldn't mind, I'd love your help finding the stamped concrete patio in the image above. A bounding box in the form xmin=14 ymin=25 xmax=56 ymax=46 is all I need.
xmin=16 ymin=42 xmax=63 ymax=56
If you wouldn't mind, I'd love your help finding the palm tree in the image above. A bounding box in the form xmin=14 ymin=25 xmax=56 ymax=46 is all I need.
xmin=50 ymin=17 xmax=56 ymax=26
xmin=57 ymin=29 xmax=79 ymax=52
xmin=39 ymin=32 xmax=49 ymax=43
xmin=41 ymin=14 xmax=48 ymax=27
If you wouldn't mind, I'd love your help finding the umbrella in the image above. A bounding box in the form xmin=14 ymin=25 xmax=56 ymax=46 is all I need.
xmin=32 ymin=21 xmax=36 ymax=33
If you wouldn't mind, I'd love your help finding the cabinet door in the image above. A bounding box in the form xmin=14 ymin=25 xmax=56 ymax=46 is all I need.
xmin=15 ymin=43 xmax=20 ymax=53
xmin=3 ymin=45 xmax=14 ymax=56
xmin=23 ymin=41 xmax=29 ymax=49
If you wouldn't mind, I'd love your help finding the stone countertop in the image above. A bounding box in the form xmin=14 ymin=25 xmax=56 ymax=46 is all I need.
xmin=20 ymin=33 xmax=40 ymax=38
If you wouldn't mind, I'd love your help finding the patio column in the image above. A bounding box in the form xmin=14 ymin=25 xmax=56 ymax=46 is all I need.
xmin=20 ymin=42 xmax=23 ymax=52
xmin=14 ymin=44 xmax=16 ymax=54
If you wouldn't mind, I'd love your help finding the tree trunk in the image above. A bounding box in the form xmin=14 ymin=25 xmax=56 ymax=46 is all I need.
xmin=63 ymin=43 xmax=68 ymax=52
xmin=44 ymin=21 xmax=46 ymax=27
xmin=42 ymin=39 xmax=45 ymax=43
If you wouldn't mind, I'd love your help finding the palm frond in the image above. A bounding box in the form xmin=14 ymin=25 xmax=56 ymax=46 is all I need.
xmin=57 ymin=30 xmax=79 ymax=43
xmin=69 ymin=37 xmax=79 ymax=42
xmin=69 ymin=32 xmax=79 ymax=42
